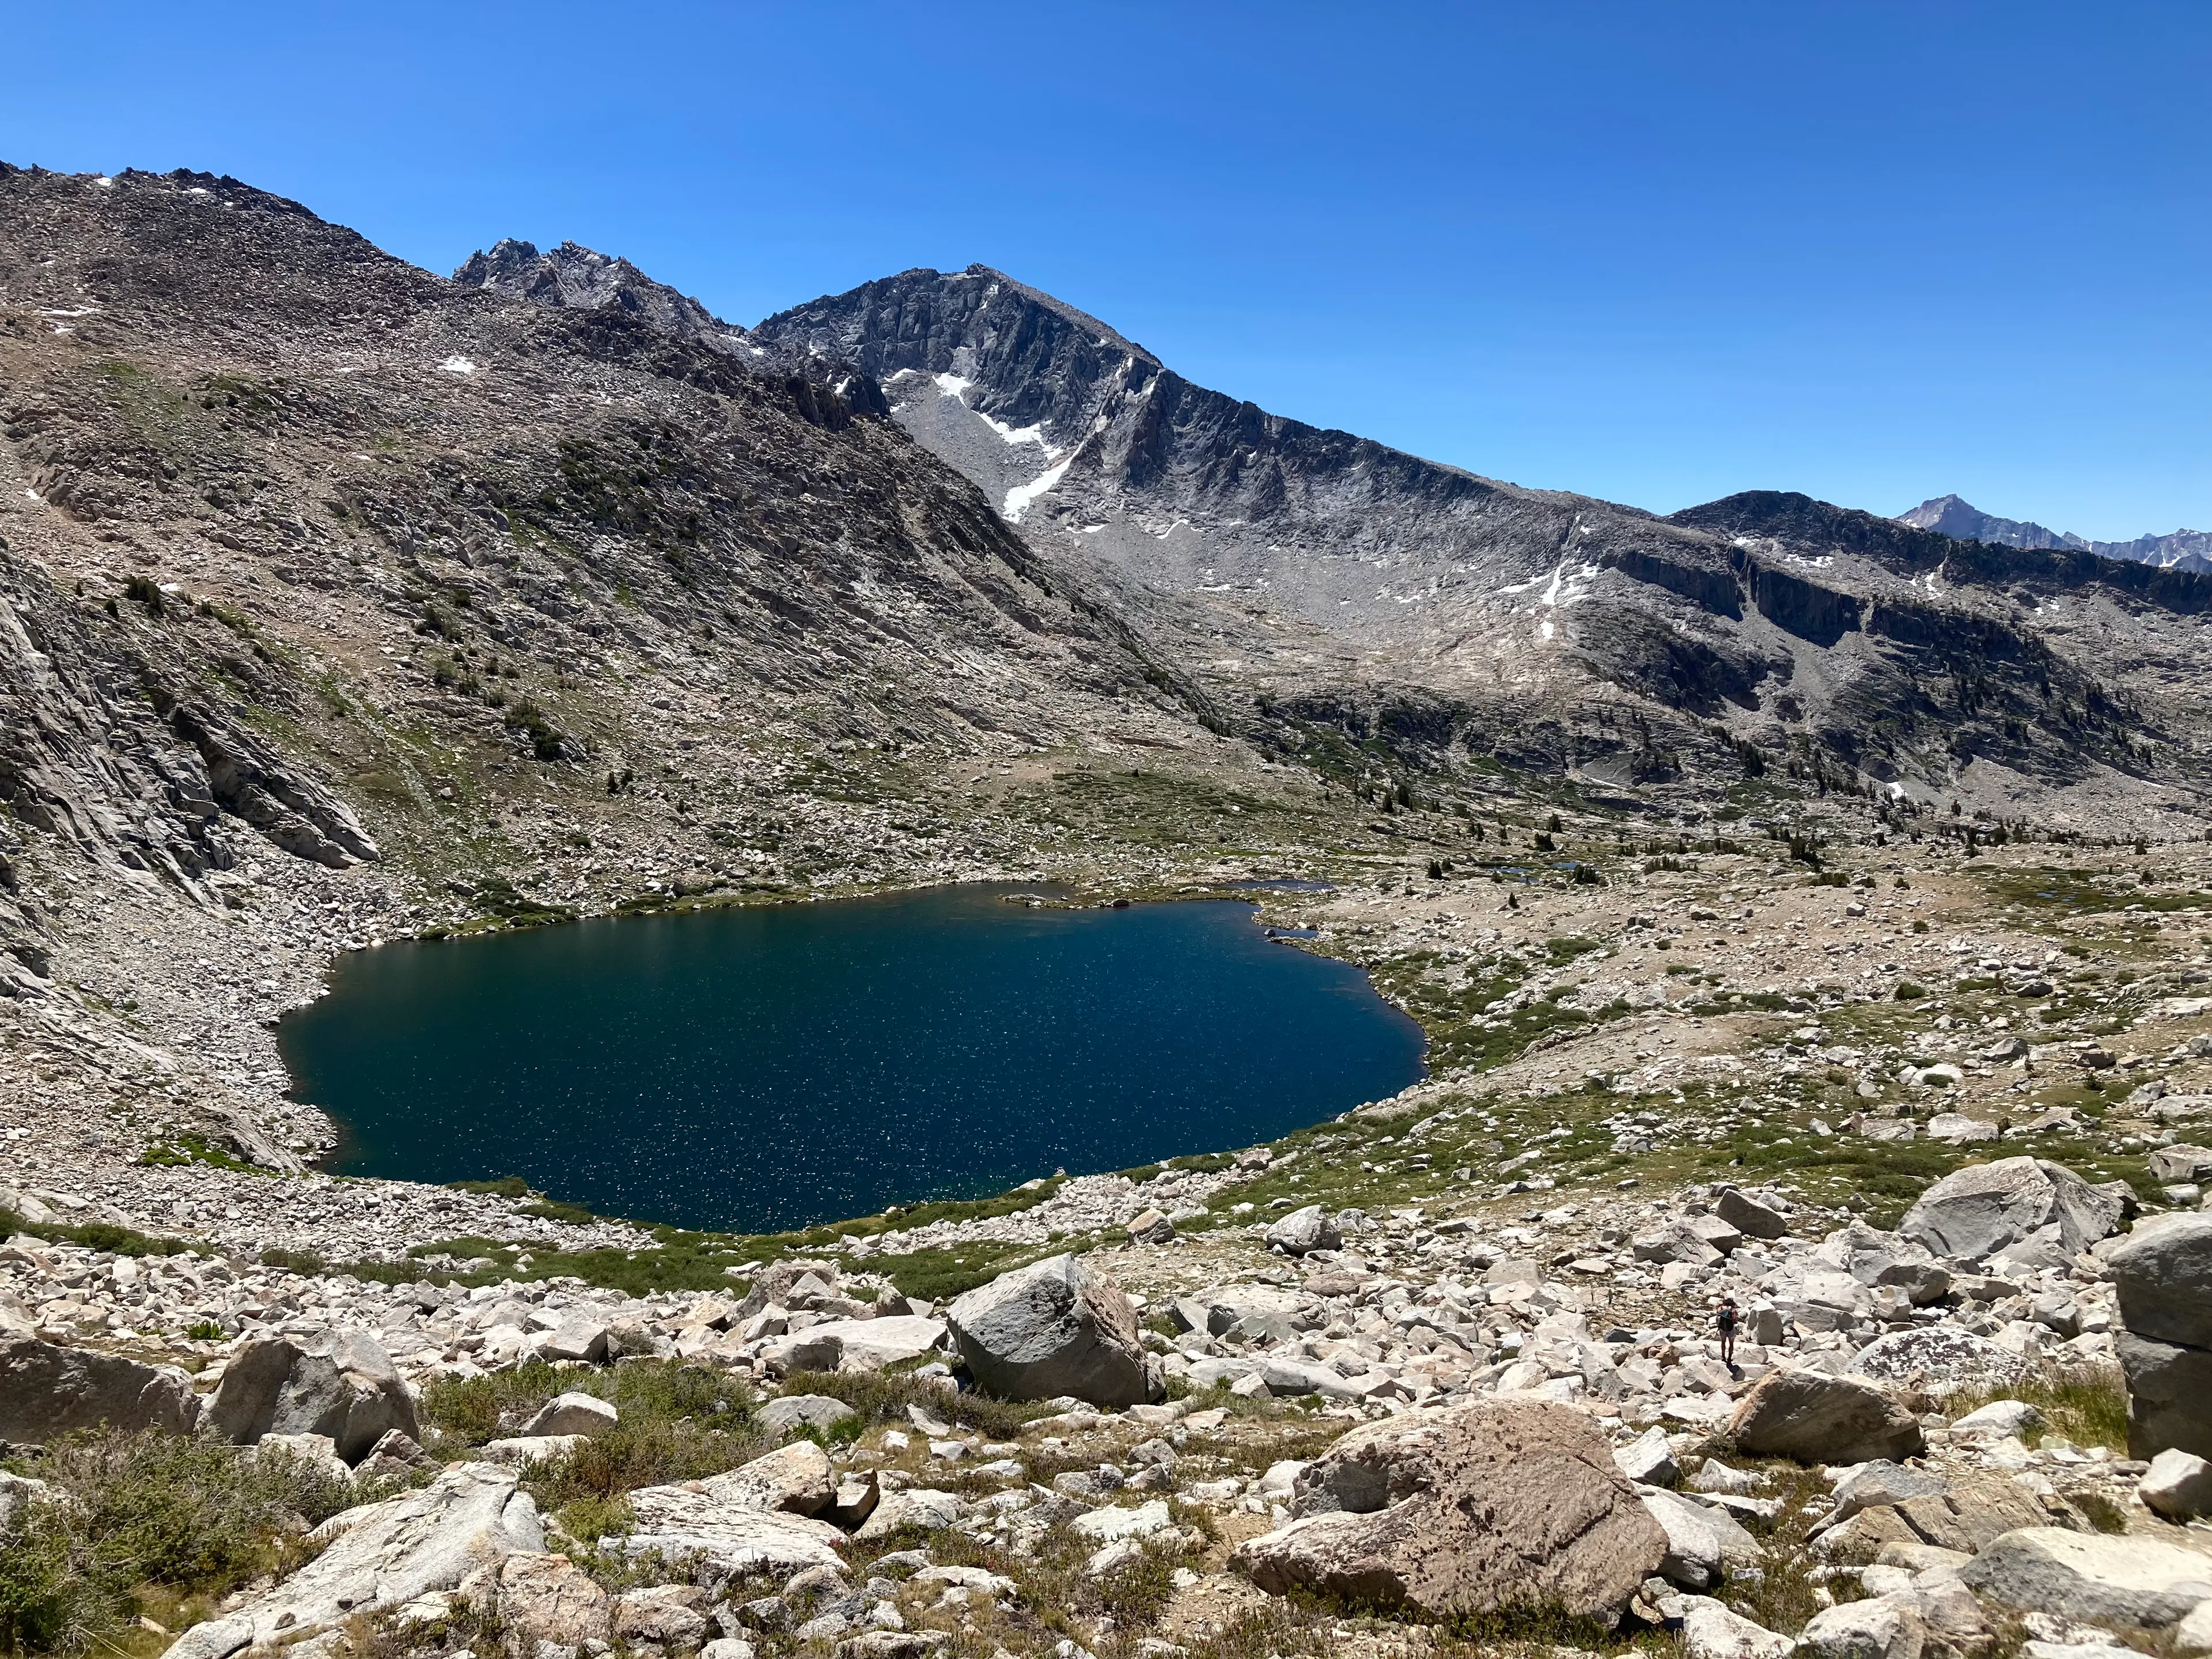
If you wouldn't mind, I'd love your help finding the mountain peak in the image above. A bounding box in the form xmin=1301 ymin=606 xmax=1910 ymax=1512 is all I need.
xmin=453 ymin=237 xmax=751 ymax=355
xmin=1895 ymin=494 xmax=2080 ymax=551
xmin=1897 ymin=494 xmax=2211 ymax=572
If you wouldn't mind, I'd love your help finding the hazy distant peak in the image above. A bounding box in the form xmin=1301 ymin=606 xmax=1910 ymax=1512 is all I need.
xmin=1896 ymin=494 xmax=2085 ymax=551
xmin=1897 ymin=494 xmax=2211 ymax=573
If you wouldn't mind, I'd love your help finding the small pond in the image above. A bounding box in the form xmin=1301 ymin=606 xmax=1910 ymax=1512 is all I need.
xmin=280 ymin=884 xmax=1424 ymax=1233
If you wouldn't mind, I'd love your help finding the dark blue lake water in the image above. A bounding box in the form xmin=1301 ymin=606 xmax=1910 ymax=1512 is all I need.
xmin=280 ymin=885 xmax=1425 ymax=1233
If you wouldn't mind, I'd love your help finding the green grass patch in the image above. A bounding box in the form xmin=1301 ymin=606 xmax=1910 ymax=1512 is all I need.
xmin=138 ymin=1134 xmax=267 ymax=1177
xmin=1945 ymin=1363 xmax=2130 ymax=1452
xmin=0 ymin=1205 xmax=194 ymax=1260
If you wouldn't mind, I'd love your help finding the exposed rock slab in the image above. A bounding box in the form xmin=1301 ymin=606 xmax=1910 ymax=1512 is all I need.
xmin=1960 ymin=1526 xmax=2212 ymax=1627
xmin=171 ymin=1462 xmax=543 ymax=1650
xmin=1230 ymin=1399 xmax=1665 ymax=1618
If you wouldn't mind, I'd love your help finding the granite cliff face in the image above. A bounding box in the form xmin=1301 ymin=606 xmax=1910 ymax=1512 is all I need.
xmin=756 ymin=267 xmax=2212 ymax=809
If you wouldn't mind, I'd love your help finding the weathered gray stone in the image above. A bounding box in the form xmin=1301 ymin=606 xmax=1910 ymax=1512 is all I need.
xmin=0 ymin=1470 xmax=72 ymax=1538
xmin=1124 ymin=1209 xmax=1176 ymax=1245
xmin=0 ymin=1336 xmax=196 ymax=1442
xmin=1716 ymin=1188 xmax=1790 ymax=1240
xmin=1687 ymin=1459 xmax=1756 ymax=1497
xmin=1849 ymin=1327 xmax=2024 ymax=1389
xmin=206 ymin=1330 xmax=419 ymax=1463
xmin=613 ymin=1584 xmax=710 ymax=1646
xmin=2109 ymin=1214 xmax=2212 ymax=1459
xmin=2142 ymin=1448 xmax=2212 ymax=1522
xmin=1815 ymin=1469 xmax=2047 ymax=1561
xmin=697 ymin=1440 xmax=837 ymax=1517
xmin=480 ymin=1434 xmax=586 ymax=1467
xmin=1823 ymin=1461 xmax=1950 ymax=1528
xmin=619 ymin=1486 xmax=847 ymax=1574
xmin=1797 ymin=1595 xmax=1925 ymax=1659
xmin=2179 ymin=1598 xmax=2212 ymax=1657
xmin=1897 ymin=1157 xmax=2120 ymax=1264
xmin=535 ymin=1316 xmax=610 ymax=1364
xmin=521 ymin=1392 xmax=618 ymax=1438
xmin=1951 ymin=1400 xmax=2042 ymax=1437
xmin=1960 ymin=1527 xmax=2212 ymax=1627
xmin=2115 ymin=1330 xmax=2212 ymax=1461
xmin=1641 ymin=1487 xmax=1764 ymax=1590
xmin=357 ymin=1428 xmax=434 ymax=1482
xmin=172 ymin=1462 xmax=543 ymax=1650
xmin=759 ymin=1394 xmax=859 ymax=1437
xmin=945 ymin=1255 xmax=1152 ymax=1407
xmin=1728 ymin=1369 xmax=1922 ymax=1464
xmin=762 ymin=1316 xmax=947 ymax=1377
xmin=485 ymin=1551 xmax=611 ymax=1649
xmin=160 ymin=1619 xmax=255 ymax=1659
xmin=852 ymin=1488 xmax=963 ymax=1541
xmin=1677 ymin=1595 xmax=1794 ymax=1659
xmin=1615 ymin=1426 xmax=1679 ymax=1486
xmin=2108 ymin=1214 xmax=2212 ymax=1351
xmin=2151 ymin=1146 xmax=2212 ymax=1185
xmin=1231 ymin=1399 xmax=1666 ymax=1619
xmin=1266 ymin=1205 xmax=1342 ymax=1256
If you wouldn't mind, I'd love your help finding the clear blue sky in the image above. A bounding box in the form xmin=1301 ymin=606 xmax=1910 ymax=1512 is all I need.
xmin=9 ymin=2 xmax=2207 ymax=539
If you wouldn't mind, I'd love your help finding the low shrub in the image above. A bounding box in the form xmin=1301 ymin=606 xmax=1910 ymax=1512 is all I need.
xmin=0 ymin=1429 xmax=361 ymax=1656
xmin=777 ymin=1368 xmax=1045 ymax=1442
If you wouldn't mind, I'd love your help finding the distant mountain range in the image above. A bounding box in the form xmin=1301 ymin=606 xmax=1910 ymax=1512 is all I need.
xmin=1897 ymin=494 xmax=2212 ymax=574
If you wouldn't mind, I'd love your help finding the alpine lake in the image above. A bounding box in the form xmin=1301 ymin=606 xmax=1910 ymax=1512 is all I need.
xmin=279 ymin=884 xmax=1425 ymax=1234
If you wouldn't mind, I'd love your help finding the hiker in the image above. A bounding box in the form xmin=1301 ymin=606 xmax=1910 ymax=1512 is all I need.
xmin=1715 ymin=1294 xmax=1740 ymax=1365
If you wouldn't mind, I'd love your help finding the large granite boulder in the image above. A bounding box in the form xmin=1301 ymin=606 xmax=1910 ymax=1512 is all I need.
xmin=206 ymin=1330 xmax=419 ymax=1463
xmin=1265 ymin=1205 xmax=1342 ymax=1256
xmin=0 ymin=1336 xmax=197 ymax=1442
xmin=2106 ymin=1214 xmax=2212 ymax=1459
xmin=1728 ymin=1369 xmax=1922 ymax=1464
xmin=1960 ymin=1526 xmax=2212 ymax=1627
xmin=1897 ymin=1157 xmax=2120 ymax=1266
xmin=168 ymin=1463 xmax=543 ymax=1655
xmin=479 ymin=1552 xmax=612 ymax=1649
xmin=1229 ymin=1399 xmax=1666 ymax=1618
xmin=945 ymin=1254 xmax=1153 ymax=1407
xmin=1715 ymin=1187 xmax=1790 ymax=1240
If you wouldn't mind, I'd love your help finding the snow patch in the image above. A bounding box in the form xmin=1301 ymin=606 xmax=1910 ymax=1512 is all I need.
xmin=934 ymin=373 xmax=974 ymax=400
xmin=978 ymin=412 xmax=1059 ymax=455
xmin=1004 ymin=459 xmax=1071 ymax=522
xmin=437 ymin=355 xmax=478 ymax=375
